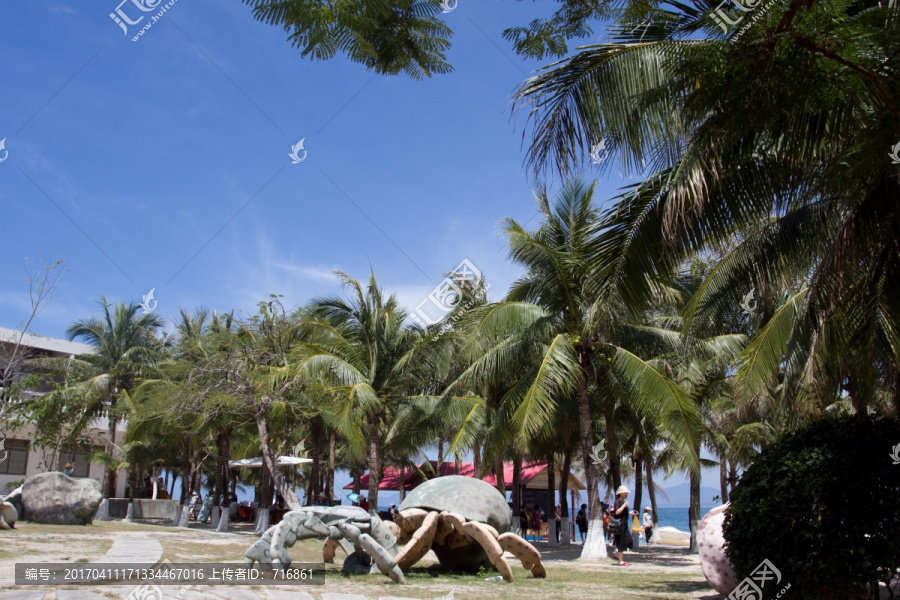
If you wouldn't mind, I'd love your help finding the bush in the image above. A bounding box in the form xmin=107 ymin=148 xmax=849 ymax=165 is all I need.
xmin=724 ymin=415 xmax=900 ymax=600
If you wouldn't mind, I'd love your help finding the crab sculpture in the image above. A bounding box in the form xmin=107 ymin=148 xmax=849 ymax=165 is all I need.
xmin=244 ymin=505 xmax=406 ymax=583
xmin=244 ymin=476 xmax=545 ymax=584
xmin=390 ymin=475 xmax=546 ymax=582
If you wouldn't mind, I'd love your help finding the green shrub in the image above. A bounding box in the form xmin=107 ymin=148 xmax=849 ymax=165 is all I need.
xmin=724 ymin=415 xmax=900 ymax=600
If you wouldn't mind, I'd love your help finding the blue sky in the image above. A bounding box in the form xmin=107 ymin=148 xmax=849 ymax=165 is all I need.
xmin=0 ymin=0 xmax=638 ymax=335
xmin=1 ymin=1 xmax=709 ymax=504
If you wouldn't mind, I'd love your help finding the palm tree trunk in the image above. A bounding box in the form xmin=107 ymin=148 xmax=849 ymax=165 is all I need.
xmin=367 ymin=417 xmax=381 ymax=514
xmin=180 ymin=451 xmax=191 ymax=503
xmin=352 ymin=462 xmax=361 ymax=495
xmin=689 ymin=468 xmax=700 ymax=553
xmin=511 ymin=451 xmax=523 ymax=535
xmin=719 ymin=457 xmax=729 ymax=504
xmin=309 ymin=427 xmax=321 ymax=502
xmin=473 ymin=441 xmax=481 ymax=477
xmin=547 ymin=453 xmax=557 ymax=547
xmin=889 ymin=363 xmax=900 ymax=416
xmin=399 ymin=461 xmax=407 ymax=502
xmin=644 ymin=453 xmax=660 ymax=544
xmin=559 ymin=448 xmax=571 ymax=545
xmin=102 ymin=415 xmax=117 ymax=498
xmin=437 ymin=436 xmax=444 ymax=465
xmin=255 ymin=398 xmax=301 ymax=508
xmin=214 ymin=430 xmax=227 ymax=507
xmin=604 ymin=407 xmax=622 ymax=490
xmin=326 ymin=432 xmax=336 ymax=503
xmin=728 ymin=460 xmax=737 ymax=498
xmin=576 ymin=376 xmax=607 ymax=559
xmin=217 ymin=429 xmax=231 ymax=531
xmin=633 ymin=449 xmax=643 ymax=546
xmin=493 ymin=450 xmax=506 ymax=496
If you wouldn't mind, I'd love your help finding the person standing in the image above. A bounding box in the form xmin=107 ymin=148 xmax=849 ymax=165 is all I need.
xmin=359 ymin=495 xmax=369 ymax=513
xmin=575 ymin=503 xmax=588 ymax=543
xmin=611 ymin=486 xmax=636 ymax=566
xmin=554 ymin=504 xmax=562 ymax=543
xmin=63 ymin=463 xmax=73 ymax=477
xmin=530 ymin=505 xmax=545 ymax=540
xmin=642 ymin=507 xmax=653 ymax=544
xmin=603 ymin=502 xmax=611 ymax=543
xmin=519 ymin=505 xmax=529 ymax=537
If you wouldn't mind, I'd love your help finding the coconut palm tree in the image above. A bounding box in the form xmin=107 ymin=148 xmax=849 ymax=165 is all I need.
xmin=512 ymin=0 xmax=900 ymax=414
xmin=295 ymin=271 xmax=419 ymax=512
xmin=446 ymin=180 xmax=702 ymax=559
xmin=66 ymin=297 xmax=163 ymax=504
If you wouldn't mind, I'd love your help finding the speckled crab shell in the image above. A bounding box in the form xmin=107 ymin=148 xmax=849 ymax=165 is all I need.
xmin=398 ymin=475 xmax=511 ymax=534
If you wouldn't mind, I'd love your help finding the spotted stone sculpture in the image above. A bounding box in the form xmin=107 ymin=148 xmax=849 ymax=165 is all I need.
xmin=698 ymin=503 xmax=739 ymax=594
xmin=0 ymin=502 xmax=17 ymax=529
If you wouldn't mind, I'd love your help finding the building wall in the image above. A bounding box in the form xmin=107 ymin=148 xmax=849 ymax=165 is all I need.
xmin=1 ymin=327 xmax=128 ymax=498
xmin=1 ymin=419 xmax=128 ymax=498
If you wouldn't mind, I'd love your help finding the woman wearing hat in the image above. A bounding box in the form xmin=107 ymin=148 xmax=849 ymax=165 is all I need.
xmin=611 ymin=485 xmax=636 ymax=566
xmin=642 ymin=507 xmax=653 ymax=544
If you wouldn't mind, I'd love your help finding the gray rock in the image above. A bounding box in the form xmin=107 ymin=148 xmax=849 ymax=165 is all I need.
xmin=21 ymin=472 xmax=102 ymax=525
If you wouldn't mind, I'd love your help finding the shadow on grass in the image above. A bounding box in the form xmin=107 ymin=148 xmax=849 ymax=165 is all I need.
xmin=644 ymin=580 xmax=723 ymax=599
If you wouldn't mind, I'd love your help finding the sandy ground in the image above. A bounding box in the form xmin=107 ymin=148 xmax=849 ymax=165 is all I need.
xmin=0 ymin=519 xmax=723 ymax=600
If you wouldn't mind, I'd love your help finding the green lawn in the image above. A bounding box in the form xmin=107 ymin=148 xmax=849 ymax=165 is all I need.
xmin=1 ymin=521 xmax=722 ymax=600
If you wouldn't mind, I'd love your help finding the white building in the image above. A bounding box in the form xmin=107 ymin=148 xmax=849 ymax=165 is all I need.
xmin=0 ymin=326 xmax=127 ymax=497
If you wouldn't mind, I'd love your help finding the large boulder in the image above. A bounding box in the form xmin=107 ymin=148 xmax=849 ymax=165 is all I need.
xmin=698 ymin=504 xmax=739 ymax=595
xmin=21 ymin=472 xmax=102 ymax=525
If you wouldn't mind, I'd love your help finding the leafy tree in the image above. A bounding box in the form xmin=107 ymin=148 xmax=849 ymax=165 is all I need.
xmin=242 ymin=0 xmax=453 ymax=79
xmin=724 ymin=415 xmax=900 ymax=600
xmin=242 ymin=0 xmax=626 ymax=77
xmin=66 ymin=298 xmax=163 ymax=500
xmin=3 ymin=357 xmax=95 ymax=472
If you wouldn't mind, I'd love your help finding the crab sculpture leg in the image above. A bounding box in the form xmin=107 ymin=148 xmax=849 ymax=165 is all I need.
xmin=394 ymin=510 xmax=546 ymax=582
xmin=245 ymin=509 xmax=406 ymax=584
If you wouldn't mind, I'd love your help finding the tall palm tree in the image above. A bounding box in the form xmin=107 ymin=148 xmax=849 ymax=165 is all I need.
xmin=447 ymin=180 xmax=701 ymax=559
xmin=296 ymin=271 xmax=418 ymax=512
xmin=512 ymin=0 xmax=900 ymax=414
xmin=67 ymin=297 xmax=163 ymax=502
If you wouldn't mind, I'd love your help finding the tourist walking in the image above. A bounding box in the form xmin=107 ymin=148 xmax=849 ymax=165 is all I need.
xmin=575 ymin=503 xmax=588 ymax=542
xmin=611 ymin=486 xmax=635 ymax=566
xmin=519 ymin=505 xmax=528 ymax=537
xmin=642 ymin=507 xmax=653 ymax=544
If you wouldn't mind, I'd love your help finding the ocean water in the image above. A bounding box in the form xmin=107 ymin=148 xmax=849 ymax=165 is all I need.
xmin=655 ymin=506 xmax=716 ymax=532
xmin=376 ymin=505 xmax=715 ymax=533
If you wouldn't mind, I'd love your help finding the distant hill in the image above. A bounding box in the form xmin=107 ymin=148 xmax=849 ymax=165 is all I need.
xmin=649 ymin=482 xmax=721 ymax=507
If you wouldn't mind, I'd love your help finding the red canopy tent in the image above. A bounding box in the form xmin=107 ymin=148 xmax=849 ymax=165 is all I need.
xmin=343 ymin=460 xmax=585 ymax=492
